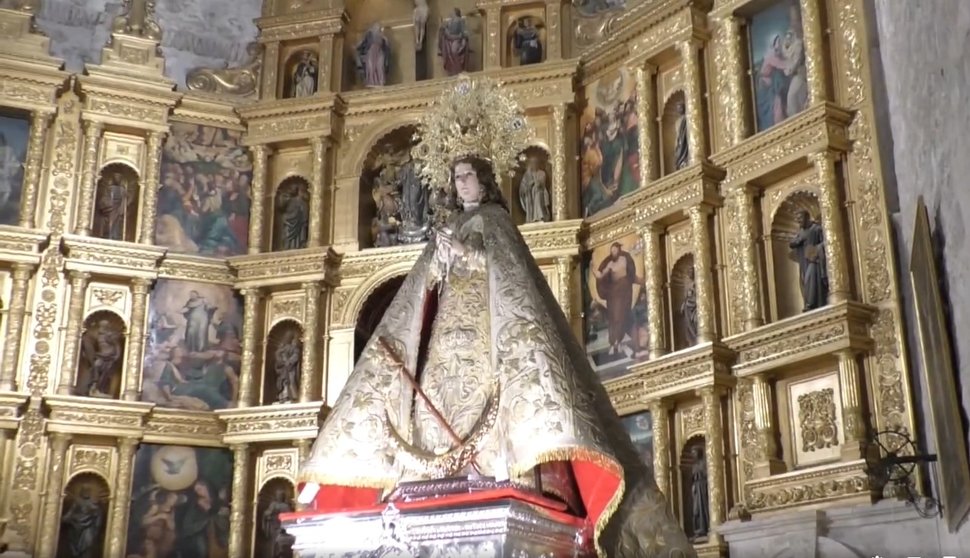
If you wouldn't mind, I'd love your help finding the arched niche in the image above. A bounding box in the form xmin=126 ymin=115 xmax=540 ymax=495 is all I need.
xmin=262 ymin=320 xmax=304 ymax=406
xmin=510 ymin=146 xmax=551 ymax=225
xmin=354 ymin=274 xmax=406 ymax=364
xmin=769 ymin=191 xmax=823 ymax=321
xmin=272 ymin=176 xmax=311 ymax=251
xmin=56 ymin=472 xmax=110 ymax=558
xmin=505 ymin=15 xmax=546 ymax=68
xmin=283 ymin=49 xmax=319 ymax=99
xmin=670 ymin=254 xmax=697 ymax=351
xmin=93 ymin=163 xmax=140 ymax=243
xmin=359 ymin=125 xmax=425 ymax=249
xmin=255 ymin=477 xmax=296 ymax=558
xmin=660 ymin=90 xmax=688 ymax=177
xmin=75 ymin=310 xmax=126 ymax=399
xmin=678 ymin=435 xmax=708 ymax=543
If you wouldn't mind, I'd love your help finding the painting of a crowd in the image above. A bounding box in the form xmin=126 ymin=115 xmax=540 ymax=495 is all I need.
xmin=140 ymin=279 xmax=242 ymax=411
xmin=155 ymin=123 xmax=252 ymax=256
xmin=579 ymin=68 xmax=640 ymax=217
xmin=749 ymin=0 xmax=808 ymax=132
xmin=0 ymin=114 xmax=28 ymax=226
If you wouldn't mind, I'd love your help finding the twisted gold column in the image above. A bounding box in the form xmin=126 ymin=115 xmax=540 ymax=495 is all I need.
xmin=237 ymin=288 xmax=262 ymax=407
xmin=639 ymin=223 xmax=668 ymax=358
xmin=35 ymin=432 xmax=71 ymax=558
xmin=798 ymin=0 xmax=828 ymax=105
xmin=106 ymin=437 xmax=137 ymax=558
xmin=551 ymin=104 xmax=568 ymax=221
xmin=484 ymin=7 xmax=501 ymax=69
xmin=309 ymin=138 xmax=327 ymax=247
xmin=634 ymin=65 xmax=657 ymax=184
xmin=75 ymin=120 xmax=104 ymax=236
xmin=543 ymin=1 xmax=562 ymax=59
xmin=751 ymin=374 xmax=785 ymax=478
xmin=248 ymin=145 xmax=269 ymax=255
xmin=18 ymin=111 xmax=50 ymax=229
xmin=712 ymin=16 xmax=750 ymax=147
xmin=228 ymin=444 xmax=250 ymax=558
xmin=317 ymin=35 xmax=334 ymax=92
xmin=676 ymin=40 xmax=705 ymax=166
xmin=699 ymin=386 xmax=726 ymax=541
xmin=838 ymin=349 xmax=866 ymax=459
xmin=688 ymin=205 xmax=716 ymax=343
xmin=56 ymin=271 xmax=91 ymax=395
xmin=123 ymin=278 xmax=151 ymax=401
xmin=810 ymin=151 xmax=850 ymax=303
xmin=300 ymin=282 xmax=321 ymax=403
xmin=137 ymin=131 xmax=165 ymax=244
xmin=0 ymin=263 xmax=32 ymax=391
xmin=649 ymin=400 xmax=671 ymax=500
xmin=732 ymin=184 xmax=764 ymax=330
xmin=553 ymin=256 xmax=573 ymax=321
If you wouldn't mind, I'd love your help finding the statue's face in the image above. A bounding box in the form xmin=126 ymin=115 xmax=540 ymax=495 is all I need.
xmin=454 ymin=162 xmax=481 ymax=203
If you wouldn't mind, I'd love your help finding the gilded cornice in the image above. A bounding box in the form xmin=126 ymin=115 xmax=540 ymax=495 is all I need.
xmin=710 ymin=0 xmax=750 ymax=18
xmin=0 ymin=392 xmax=28 ymax=431
xmin=521 ymin=219 xmax=583 ymax=258
xmin=238 ymin=94 xmax=342 ymax=144
xmin=0 ymin=228 xmax=48 ymax=265
xmin=62 ymin=235 xmax=165 ymax=278
xmin=45 ymin=395 xmax=153 ymax=438
xmin=78 ymin=68 xmax=180 ymax=130
xmin=173 ymin=95 xmax=246 ymax=130
xmin=744 ymin=459 xmax=871 ymax=512
xmin=725 ymin=300 xmax=877 ymax=377
xmin=0 ymin=68 xmax=64 ymax=113
xmin=256 ymin=8 xmax=348 ymax=42
xmin=230 ymin=247 xmax=342 ymax=288
xmin=217 ymin=401 xmax=328 ymax=444
xmin=338 ymin=243 xmax=426 ymax=283
xmin=143 ymin=408 xmax=226 ymax=446
xmin=157 ymin=253 xmax=236 ymax=284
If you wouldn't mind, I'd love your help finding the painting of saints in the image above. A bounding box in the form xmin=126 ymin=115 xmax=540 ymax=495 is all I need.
xmin=141 ymin=280 xmax=243 ymax=411
xmin=155 ymin=123 xmax=252 ymax=256
xmin=621 ymin=411 xmax=654 ymax=466
xmin=574 ymin=0 xmax=627 ymax=17
xmin=579 ymin=68 xmax=640 ymax=217
xmin=749 ymin=0 xmax=809 ymax=131
xmin=125 ymin=444 xmax=232 ymax=558
xmin=0 ymin=115 xmax=29 ymax=226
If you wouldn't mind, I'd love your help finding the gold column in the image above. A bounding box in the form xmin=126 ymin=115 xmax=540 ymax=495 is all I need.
xmin=75 ymin=120 xmax=104 ymax=236
xmin=261 ymin=42 xmax=280 ymax=100
xmin=484 ymin=7 xmax=501 ymax=69
xmin=0 ymin=263 xmax=32 ymax=391
xmin=106 ymin=437 xmax=137 ymax=558
xmin=699 ymin=386 xmax=726 ymax=541
xmin=308 ymin=138 xmax=327 ymax=247
xmin=543 ymin=1 xmax=562 ymax=60
xmin=676 ymin=39 xmax=705 ymax=166
xmin=837 ymin=349 xmax=866 ymax=459
xmin=554 ymin=256 xmax=573 ymax=320
xmin=639 ymin=223 xmax=668 ymax=358
xmin=228 ymin=444 xmax=250 ymax=558
xmin=712 ymin=16 xmax=750 ymax=147
xmin=751 ymin=374 xmax=785 ymax=478
xmin=35 ymin=432 xmax=71 ymax=558
xmin=18 ymin=111 xmax=51 ymax=229
xmin=649 ymin=400 xmax=671 ymax=500
xmin=123 ymin=278 xmax=151 ymax=401
xmin=551 ymin=104 xmax=568 ymax=221
xmin=317 ymin=35 xmax=334 ymax=92
xmin=56 ymin=271 xmax=91 ymax=395
xmin=798 ymin=0 xmax=828 ymax=105
xmin=248 ymin=145 xmax=269 ymax=255
xmin=810 ymin=151 xmax=850 ymax=303
xmin=732 ymin=184 xmax=764 ymax=330
xmin=137 ymin=130 xmax=165 ymax=244
xmin=687 ymin=205 xmax=716 ymax=343
xmin=237 ymin=288 xmax=263 ymax=407
xmin=634 ymin=65 xmax=657 ymax=184
xmin=300 ymin=282 xmax=321 ymax=403
xmin=294 ymin=438 xmax=313 ymax=510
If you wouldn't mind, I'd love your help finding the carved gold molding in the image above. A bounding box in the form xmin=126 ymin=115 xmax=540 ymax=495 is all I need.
xmin=231 ymin=247 xmax=342 ymax=288
xmin=744 ymin=459 xmax=872 ymax=512
xmin=157 ymin=253 xmax=236 ymax=284
xmin=143 ymin=408 xmax=225 ymax=445
xmin=45 ymin=396 xmax=153 ymax=438
xmin=218 ymin=401 xmax=328 ymax=444
xmin=62 ymin=235 xmax=165 ymax=277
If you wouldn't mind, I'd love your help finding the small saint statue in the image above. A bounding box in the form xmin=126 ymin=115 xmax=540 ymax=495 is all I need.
xmin=261 ymin=489 xmax=294 ymax=557
xmin=438 ymin=8 xmax=470 ymax=76
xmin=291 ymin=51 xmax=318 ymax=97
xmin=274 ymin=330 xmax=302 ymax=404
xmin=275 ymin=180 xmax=309 ymax=250
xmin=690 ymin=446 xmax=710 ymax=541
xmin=94 ymin=172 xmax=128 ymax=241
xmin=397 ymin=155 xmax=430 ymax=243
xmin=789 ymin=209 xmax=828 ymax=311
xmin=413 ymin=0 xmax=429 ymax=51
xmin=673 ymin=101 xmax=689 ymax=171
xmin=518 ymin=155 xmax=550 ymax=223
xmin=680 ymin=266 xmax=698 ymax=345
xmin=80 ymin=319 xmax=123 ymax=398
xmin=513 ymin=17 xmax=543 ymax=65
xmin=59 ymin=487 xmax=104 ymax=558
xmin=355 ymin=23 xmax=391 ymax=87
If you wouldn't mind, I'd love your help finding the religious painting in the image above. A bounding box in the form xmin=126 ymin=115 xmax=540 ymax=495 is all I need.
xmin=748 ymin=0 xmax=809 ymax=132
xmin=574 ymin=0 xmax=627 ymax=17
xmin=579 ymin=67 xmax=640 ymax=217
xmin=125 ymin=444 xmax=233 ymax=558
xmin=57 ymin=472 xmax=110 ymax=558
xmin=621 ymin=411 xmax=654 ymax=466
xmin=0 ymin=114 xmax=29 ymax=226
xmin=582 ymin=233 xmax=648 ymax=380
xmin=141 ymin=279 xmax=243 ymax=411
xmin=156 ymin=123 xmax=252 ymax=256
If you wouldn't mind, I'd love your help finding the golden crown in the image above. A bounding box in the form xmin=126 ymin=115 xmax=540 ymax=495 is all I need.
xmin=412 ymin=74 xmax=534 ymax=195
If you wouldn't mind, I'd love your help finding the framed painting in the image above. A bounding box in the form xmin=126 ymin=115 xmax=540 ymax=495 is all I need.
xmin=748 ymin=0 xmax=809 ymax=132
xmin=574 ymin=0 xmax=627 ymax=17
xmin=910 ymin=196 xmax=970 ymax=533
xmin=621 ymin=410 xmax=654 ymax=465
xmin=0 ymin=113 xmax=29 ymax=226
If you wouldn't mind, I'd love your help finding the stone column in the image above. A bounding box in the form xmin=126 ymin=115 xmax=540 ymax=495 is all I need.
xmin=228 ymin=444 xmax=250 ymax=558
xmin=550 ymin=104 xmax=568 ymax=221
xmin=123 ymin=278 xmax=151 ymax=401
xmin=261 ymin=42 xmax=280 ymax=100
xmin=248 ymin=145 xmax=270 ymax=255
xmin=649 ymin=399 xmax=671 ymax=500
xmin=798 ymin=0 xmax=828 ymax=105
xmin=308 ymin=138 xmax=327 ymax=247
xmin=554 ymin=256 xmax=573 ymax=320
xmin=751 ymin=374 xmax=785 ymax=478
xmin=837 ymin=349 xmax=866 ymax=459
xmin=712 ymin=16 xmax=750 ymax=147
xmin=732 ymin=184 xmax=764 ymax=330
xmin=699 ymin=386 xmax=726 ymax=542
xmin=35 ymin=432 xmax=71 ymax=558
xmin=300 ymin=282 xmax=321 ymax=403
xmin=75 ymin=120 xmax=104 ymax=236
xmin=634 ymin=65 xmax=657 ymax=184
xmin=137 ymin=130 xmax=165 ymax=244
xmin=687 ymin=205 xmax=716 ymax=343
xmin=237 ymin=288 xmax=263 ymax=407
xmin=0 ymin=263 xmax=32 ymax=391
xmin=639 ymin=223 xmax=668 ymax=358
xmin=809 ymin=151 xmax=850 ymax=303
xmin=56 ymin=271 xmax=91 ymax=395
xmin=18 ymin=111 xmax=51 ymax=228
xmin=483 ymin=7 xmax=501 ymax=69
xmin=106 ymin=437 xmax=138 ymax=558
xmin=543 ymin=1 xmax=562 ymax=60
xmin=676 ymin=40 xmax=705 ymax=166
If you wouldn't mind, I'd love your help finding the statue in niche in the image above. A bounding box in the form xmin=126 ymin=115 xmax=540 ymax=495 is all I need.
xmin=94 ymin=171 xmax=129 ymax=241
xmin=789 ymin=209 xmax=828 ymax=311
xmin=438 ymin=8 xmax=470 ymax=76
xmin=291 ymin=51 xmax=318 ymax=98
xmin=513 ymin=17 xmax=543 ymax=65
xmin=673 ymin=101 xmax=689 ymax=171
xmin=397 ymin=154 xmax=430 ymax=244
xmin=80 ymin=319 xmax=124 ymax=397
xmin=59 ymin=487 xmax=105 ymax=558
xmin=355 ymin=23 xmax=391 ymax=87
xmin=680 ymin=265 xmax=698 ymax=345
xmin=413 ymin=0 xmax=429 ymax=51
xmin=518 ymin=154 xmax=550 ymax=223
xmin=262 ymin=489 xmax=294 ymax=556
xmin=690 ymin=445 xmax=709 ymax=540
xmin=275 ymin=180 xmax=309 ymax=250
xmin=274 ymin=329 xmax=302 ymax=403
xmin=369 ymin=147 xmax=411 ymax=247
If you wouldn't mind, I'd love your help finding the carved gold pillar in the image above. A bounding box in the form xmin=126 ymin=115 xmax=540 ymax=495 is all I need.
xmin=712 ymin=16 xmax=750 ymax=147
xmin=300 ymin=282 xmax=321 ymax=403
xmin=75 ymin=120 xmax=104 ymax=236
xmin=837 ymin=349 xmax=866 ymax=459
xmin=0 ymin=263 xmax=32 ymax=391
xmin=809 ymin=151 xmax=850 ymax=303
xmin=648 ymin=399 xmax=671 ymax=500
xmin=551 ymin=104 xmax=568 ymax=221
xmin=317 ymin=35 xmax=334 ymax=92
xmin=543 ymin=1 xmax=562 ymax=60
xmin=687 ymin=205 xmax=716 ymax=343
xmin=18 ymin=111 xmax=51 ymax=228
xmin=123 ymin=278 xmax=151 ymax=401
xmin=248 ymin=145 xmax=269 ymax=255
xmin=228 ymin=443 xmax=250 ymax=558
xmin=137 ymin=130 xmax=165 ymax=244
xmin=554 ymin=256 xmax=573 ymax=320
xmin=261 ymin=42 xmax=280 ymax=100
xmin=639 ymin=223 xmax=668 ymax=358
xmin=676 ymin=39 xmax=705 ymax=166
xmin=106 ymin=437 xmax=137 ymax=558
xmin=699 ymin=386 xmax=726 ymax=541
xmin=35 ymin=432 xmax=71 ymax=558
xmin=56 ymin=271 xmax=91 ymax=395
xmin=732 ymin=184 xmax=764 ymax=330
xmin=751 ymin=374 xmax=785 ymax=478
xmin=309 ymin=138 xmax=327 ymax=247
xmin=294 ymin=438 xmax=313 ymax=510
xmin=634 ymin=64 xmax=657 ymax=184
xmin=798 ymin=0 xmax=828 ymax=105
xmin=483 ymin=7 xmax=501 ymax=69
xmin=237 ymin=288 xmax=263 ymax=407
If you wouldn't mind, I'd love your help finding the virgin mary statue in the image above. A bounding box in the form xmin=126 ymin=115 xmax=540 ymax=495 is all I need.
xmin=298 ymin=76 xmax=694 ymax=558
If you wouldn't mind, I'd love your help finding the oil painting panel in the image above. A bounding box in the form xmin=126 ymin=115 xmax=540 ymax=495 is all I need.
xmin=0 ymin=114 xmax=29 ymax=226
xmin=621 ymin=411 xmax=654 ymax=466
xmin=156 ymin=123 xmax=252 ymax=256
xmin=142 ymin=279 xmax=242 ymax=411
xmin=748 ymin=0 xmax=808 ymax=132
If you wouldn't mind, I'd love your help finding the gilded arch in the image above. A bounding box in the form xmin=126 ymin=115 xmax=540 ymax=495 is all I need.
xmin=341 ymin=261 xmax=414 ymax=327
xmin=341 ymin=115 xmax=423 ymax=178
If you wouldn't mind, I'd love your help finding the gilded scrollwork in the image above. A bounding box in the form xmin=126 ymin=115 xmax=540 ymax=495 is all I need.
xmin=797 ymin=388 xmax=839 ymax=453
xmin=186 ymin=42 xmax=263 ymax=97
